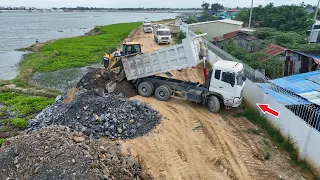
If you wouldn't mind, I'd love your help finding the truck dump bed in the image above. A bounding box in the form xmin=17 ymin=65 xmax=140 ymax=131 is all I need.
xmin=122 ymin=37 xmax=202 ymax=80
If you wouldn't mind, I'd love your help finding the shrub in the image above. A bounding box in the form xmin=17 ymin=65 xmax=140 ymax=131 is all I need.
xmin=10 ymin=118 xmax=28 ymax=129
xmin=0 ymin=138 xmax=5 ymax=148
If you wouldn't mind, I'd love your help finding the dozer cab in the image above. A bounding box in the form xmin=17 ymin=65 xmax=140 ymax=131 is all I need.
xmin=102 ymin=42 xmax=142 ymax=71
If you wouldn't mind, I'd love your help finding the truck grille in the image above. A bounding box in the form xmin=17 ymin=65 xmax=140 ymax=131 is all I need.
xmin=162 ymin=37 xmax=169 ymax=40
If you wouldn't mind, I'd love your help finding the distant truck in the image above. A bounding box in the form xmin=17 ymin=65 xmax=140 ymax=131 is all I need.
xmin=153 ymin=24 xmax=172 ymax=45
xmin=116 ymin=36 xmax=246 ymax=113
xmin=143 ymin=20 xmax=153 ymax=33
xmin=168 ymin=24 xmax=180 ymax=37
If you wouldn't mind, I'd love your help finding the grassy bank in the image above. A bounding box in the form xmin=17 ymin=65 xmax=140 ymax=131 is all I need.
xmin=16 ymin=22 xmax=141 ymax=83
xmin=0 ymin=91 xmax=54 ymax=143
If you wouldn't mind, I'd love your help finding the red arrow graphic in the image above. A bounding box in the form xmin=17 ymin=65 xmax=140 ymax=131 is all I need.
xmin=256 ymin=104 xmax=280 ymax=118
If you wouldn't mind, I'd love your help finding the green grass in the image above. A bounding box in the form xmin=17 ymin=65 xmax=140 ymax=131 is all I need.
xmin=0 ymin=92 xmax=54 ymax=116
xmin=0 ymin=138 xmax=5 ymax=148
xmin=17 ymin=22 xmax=142 ymax=82
xmin=247 ymin=128 xmax=261 ymax=135
xmin=236 ymin=101 xmax=320 ymax=178
xmin=2 ymin=118 xmax=28 ymax=129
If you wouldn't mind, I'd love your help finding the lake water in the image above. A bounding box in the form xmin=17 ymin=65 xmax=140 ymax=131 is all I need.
xmin=0 ymin=12 xmax=178 ymax=80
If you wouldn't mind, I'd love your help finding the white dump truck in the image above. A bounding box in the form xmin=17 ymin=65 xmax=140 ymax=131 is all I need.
xmin=116 ymin=36 xmax=246 ymax=113
xmin=153 ymin=24 xmax=172 ymax=44
xmin=143 ymin=20 xmax=153 ymax=33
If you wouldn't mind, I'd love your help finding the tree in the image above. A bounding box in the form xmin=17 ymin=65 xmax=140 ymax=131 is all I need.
xmin=211 ymin=3 xmax=224 ymax=13
xmin=201 ymin=2 xmax=210 ymax=13
xmin=235 ymin=4 xmax=314 ymax=32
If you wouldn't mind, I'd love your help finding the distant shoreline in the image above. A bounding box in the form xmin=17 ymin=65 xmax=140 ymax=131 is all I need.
xmin=0 ymin=10 xmax=199 ymax=14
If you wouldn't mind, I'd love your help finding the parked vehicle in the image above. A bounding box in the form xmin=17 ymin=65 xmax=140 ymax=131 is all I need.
xmin=112 ymin=37 xmax=246 ymax=113
xmin=143 ymin=20 xmax=153 ymax=33
xmin=168 ymin=24 xmax=180 ymax=37
xmin=153 ymin=26 xmax=172 ymax=45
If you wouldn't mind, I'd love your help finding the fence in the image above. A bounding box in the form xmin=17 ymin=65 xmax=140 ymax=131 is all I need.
xmin=180 ymin=21 xmax=320 ymax=172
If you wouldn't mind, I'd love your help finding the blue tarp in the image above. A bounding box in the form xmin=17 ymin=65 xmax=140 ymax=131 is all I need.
xmin=256 ymin=83 xmax=312 ymax=105
xmin=270 ymin=71 xmax=320 ymax=94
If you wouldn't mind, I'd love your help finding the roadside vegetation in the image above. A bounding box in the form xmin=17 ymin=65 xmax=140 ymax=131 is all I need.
xmin=16 ymin=22 xmax=141 ymax=84
xmin=0 ymin=92 xmax=54 ymax=131
xmin=235 ymin=101 xmax=320 ymax=179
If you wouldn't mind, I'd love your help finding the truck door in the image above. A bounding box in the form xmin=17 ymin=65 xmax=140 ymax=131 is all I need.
xmin=209 ymin=69 xmax=236 ymax=100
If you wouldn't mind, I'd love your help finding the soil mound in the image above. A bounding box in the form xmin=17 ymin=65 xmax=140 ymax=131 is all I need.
xmin=0 ymin=126 xmax=147 ymax=180
xmin=27 ymin=90 xmax=161 ymax=139
xmin=77 ymin=67 xmax=137 ymax=98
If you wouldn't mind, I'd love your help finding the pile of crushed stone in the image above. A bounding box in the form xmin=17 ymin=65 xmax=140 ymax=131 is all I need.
xmin=77 ymin=67 xmax=137 ymax=98
xmin=27 ymin=90 xmax=161 ymax=139
xmin=0 ymin=126 xmax=148 ymax=180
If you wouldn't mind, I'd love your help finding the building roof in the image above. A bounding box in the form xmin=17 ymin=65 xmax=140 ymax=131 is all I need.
xmin=264 ymin=44 xmax=287 ymax=57
xmin=270 ymin=71 xmax=320 ymax=106
xmin=212 ymin=29 xmax=256 ymax=42
xmin=189 ymin=19 xmax=243 ymax=26
xmin=305 ymin=7 xmax=315 ymax=13
xmin=256 ymin=83 xmax=312 ymax=105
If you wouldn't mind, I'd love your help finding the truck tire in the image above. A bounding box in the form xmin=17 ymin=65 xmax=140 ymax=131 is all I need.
xmin=138 ymin=81 xmax=154 ymax=97
xmin=155 ymin=85 xmax=171 ymax=101
xmin=207 ymin=96 xmax=220 ymax=113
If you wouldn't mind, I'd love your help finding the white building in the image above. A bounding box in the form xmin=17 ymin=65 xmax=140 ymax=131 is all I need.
xmin=308 ymin=20 xmax=320 ymax=43
xmin=187 ymin=19 xmax=244 ymax=41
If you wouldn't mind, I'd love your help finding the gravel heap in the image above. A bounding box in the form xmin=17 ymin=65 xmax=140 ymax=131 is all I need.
xmin=0 ymin=126 xmax=148 ymax=180
xmin=77 ymin=67 xmax=137 ymax=98
xmin=27 ymin=90 xmax=161 ymax=139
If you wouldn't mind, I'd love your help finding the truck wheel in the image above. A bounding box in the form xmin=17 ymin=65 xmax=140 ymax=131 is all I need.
xmin=138 ymin=81 xmax=154 ymax=97
xmin=155 ymin=85 xmax=171 ymax=101
xmin=207 ymin=96 xmax=220 ymax=113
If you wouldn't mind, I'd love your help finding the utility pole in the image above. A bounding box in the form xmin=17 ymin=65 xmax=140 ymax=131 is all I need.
xmin=308 ymin=0 xmax=320 ymax=44
xmin=248 ymin=0 xmax=254 ymax=28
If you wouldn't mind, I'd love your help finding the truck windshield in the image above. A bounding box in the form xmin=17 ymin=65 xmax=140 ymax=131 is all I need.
xmin=144 ymin=24 xmax=152 ymax=27
xmin=158 ymin=31 xmax=171 ymax=35
xmin=236 ymin=70 xmax=246 ymax=86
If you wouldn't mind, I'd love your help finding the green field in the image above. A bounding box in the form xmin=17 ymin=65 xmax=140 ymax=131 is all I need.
xmin=18 ymin=22 xmax=141 ymax=82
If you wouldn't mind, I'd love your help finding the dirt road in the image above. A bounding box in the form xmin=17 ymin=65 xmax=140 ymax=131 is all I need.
xmin=120 ymin=27 xmax=307 ymax=180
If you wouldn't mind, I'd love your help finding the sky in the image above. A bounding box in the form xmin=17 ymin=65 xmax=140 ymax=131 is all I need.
xmin=1 ymin=0 xmax=319 ymax=9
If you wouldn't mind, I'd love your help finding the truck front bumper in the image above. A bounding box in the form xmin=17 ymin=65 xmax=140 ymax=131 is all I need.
xmin=224 ymin=97 xmax=243 ymax=108
xmin=158 ymin=39 xmax=171 ymax=43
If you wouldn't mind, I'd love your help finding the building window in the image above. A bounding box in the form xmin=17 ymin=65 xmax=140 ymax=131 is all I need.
xmin=214 ymin=70 xmax=221 ymax=80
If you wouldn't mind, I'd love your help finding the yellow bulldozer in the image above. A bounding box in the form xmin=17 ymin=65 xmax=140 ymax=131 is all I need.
xmin=102 ymin=42 xmax=143 ymax=72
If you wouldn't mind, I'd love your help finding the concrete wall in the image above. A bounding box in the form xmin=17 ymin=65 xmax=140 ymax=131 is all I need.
xmin=244 ymin=80 xmax=320 ymax=173
xmin=188 ymin=22 xmax=242 ymax=41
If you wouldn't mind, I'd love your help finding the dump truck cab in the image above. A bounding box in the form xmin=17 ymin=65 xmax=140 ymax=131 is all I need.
xmin=143 ymin=21 xmax=153 ymax=33
xmin=208 ymin=61 xmax=246 ymax=107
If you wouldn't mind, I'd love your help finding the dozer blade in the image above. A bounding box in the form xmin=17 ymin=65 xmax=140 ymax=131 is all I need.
xmin=110 ymin=57 xmax=123 ymax=69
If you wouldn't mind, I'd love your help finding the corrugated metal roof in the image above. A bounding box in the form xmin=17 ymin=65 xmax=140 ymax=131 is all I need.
xmin=256 ymin=83 xmax=312 ymax=105
xmin=270 ymin=71 xmax=320 ymax=106
xmin=264 ymin=44 xmax=287 ymax=57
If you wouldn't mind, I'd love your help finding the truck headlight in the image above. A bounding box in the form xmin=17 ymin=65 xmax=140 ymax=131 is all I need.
xmin=234 ymin=98 xmax=241 ymax=104
xmin=103 ymin=57 xmax=108 ymax=61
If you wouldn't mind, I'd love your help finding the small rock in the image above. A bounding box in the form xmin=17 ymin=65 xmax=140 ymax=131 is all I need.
xmin=99 ymin=154 xmax=106 ymax=159
xmin=117 ymin=128 xmax=123 ymax=134
xmin=130 ymin=119 xmax=134 ymax=124
xmin=72 ymin=136 xmax=85 ymax=143
xmin=71 ymin=159 xmax=76 ymax=164
xmin=279 ymin=175 xmax=282 ymax=179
